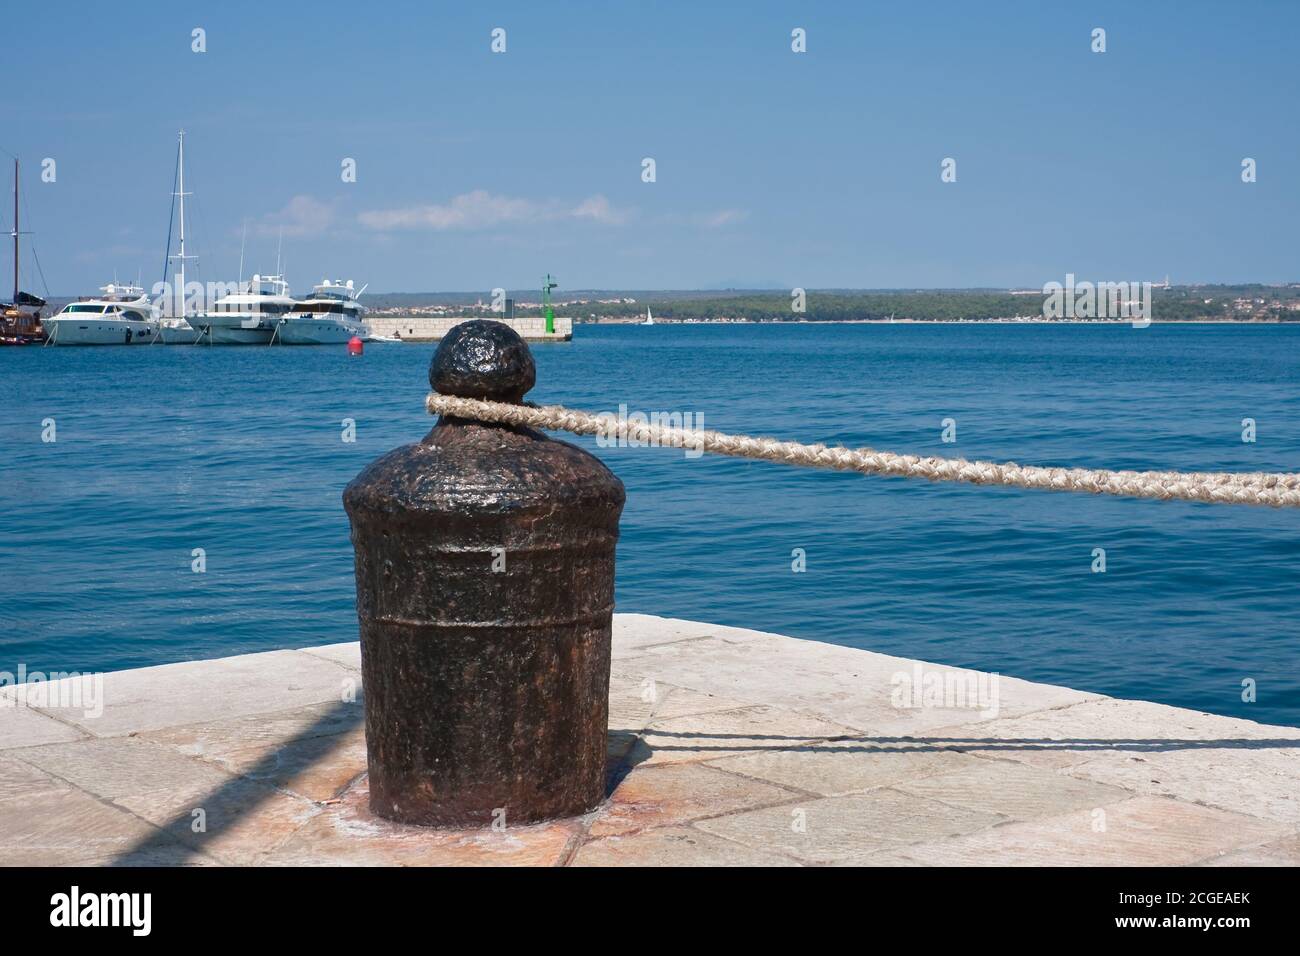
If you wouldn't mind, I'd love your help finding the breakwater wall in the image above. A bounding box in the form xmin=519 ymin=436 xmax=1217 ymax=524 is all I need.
xmin=369 ymin=316 xmax=573 ymax=342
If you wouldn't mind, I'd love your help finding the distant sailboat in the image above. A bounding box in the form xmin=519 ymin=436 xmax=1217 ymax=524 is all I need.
xmin=158 ymin=130 xmax=203 ymax=344
xmin=642 ymin=306 xmax=654 ymax=326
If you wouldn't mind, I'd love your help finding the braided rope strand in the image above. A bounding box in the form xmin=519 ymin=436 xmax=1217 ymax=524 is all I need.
xmin=426 ymin=393 xmax=1300 ymax=508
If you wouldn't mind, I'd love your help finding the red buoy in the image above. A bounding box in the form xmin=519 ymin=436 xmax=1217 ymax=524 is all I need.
xmin=347 ymin=336 xmax=364 ymax=356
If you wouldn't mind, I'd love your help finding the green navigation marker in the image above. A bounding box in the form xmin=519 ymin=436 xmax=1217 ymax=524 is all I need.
xmin=543 ymin=274 xmax=557 ymax=335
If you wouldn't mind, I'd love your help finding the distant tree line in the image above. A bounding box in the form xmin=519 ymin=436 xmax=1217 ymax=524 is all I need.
xmin=368 ymin=285 xmax=1300 ymax=323
xmin=561 ymin=286 xmax=1300 ymax=323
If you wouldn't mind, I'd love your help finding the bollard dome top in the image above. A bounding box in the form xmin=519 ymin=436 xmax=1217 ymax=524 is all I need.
xmin=430 ymin=320 xmax=536 ymax=402
xmin=345 ymin=316 xmax=623 ymax=519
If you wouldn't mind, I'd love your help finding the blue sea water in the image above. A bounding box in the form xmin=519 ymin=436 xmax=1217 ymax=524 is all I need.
xmin=2 ymin=324 xmax=1298 ymax=726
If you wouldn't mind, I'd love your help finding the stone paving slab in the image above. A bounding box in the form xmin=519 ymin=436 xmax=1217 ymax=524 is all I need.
xmin=866 ymin=796 xmax=1292 ymax=867
xmin=589 ymin=762 xmax=798 ymax=838
xmin=892 ymin=761 xmax=1132 ymax=821
xmin=629 ymin=704 xmax=857 ymax=767
xmin=263 ymin=778 xmax=580 ymax=867
xmin=1199 ymin=833 xmax=1300 ymax=867
xmin=617 ymin=629 xmax=1101 ymax=735
xmin=0 ymin=755 xmax=72 ymax=803
xmin=0 ymin=788 xmax=194 ymax=867
xmin=0 ymin=614 xmax=1296 ymax=866
xmin=572 ymin=826 xmax=801 ymax=867
xmin=298 ymin=643 xmax=362 ymax=672
xmin=141 ymin=699 xmax=363 ymax=760
xmin=705 ymin=743 xmax=984 ymax=797
xmin=137 ymin=701 xmax=367 ymax=804
xmin=114 ymin=778 xmax=321 ymax=866
xmin=2 ymin=648 xmax=358 ymax=737
xmin=698 ymin=788 xmax=1009 ymax=865
xmin=0 ymin=703 xmax=88 ymax=751
xmin=18 ymin=737 xmax=237 ymax=800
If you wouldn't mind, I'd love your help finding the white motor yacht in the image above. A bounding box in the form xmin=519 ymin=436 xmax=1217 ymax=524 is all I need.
xmin=190 ymin=274 xmax=295 ymax=344
xmin=274 ymin=279 xmax=369 ymax=344
xmin=45 ymin=283 xmax=160 ymax=346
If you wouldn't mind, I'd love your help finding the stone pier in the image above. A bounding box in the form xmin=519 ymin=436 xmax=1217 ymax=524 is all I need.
xmin=368 ymin=316 xmax=573 ymax=342
xmin=1 ymin=614 xmax=1297 ymax=866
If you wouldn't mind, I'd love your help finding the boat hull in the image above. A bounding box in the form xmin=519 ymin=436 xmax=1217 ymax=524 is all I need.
xmin=275 ymin=318 xmax=369 ymax=345
xmin=46 ymin=317 xmax=160 ymax=346
xmin=201 ymin=325 xmax=274 ymax=345
xmin=190 ymin=313 xmax=279 ymax=345
xmin=159 ymin=324 xmax=203 ymax=345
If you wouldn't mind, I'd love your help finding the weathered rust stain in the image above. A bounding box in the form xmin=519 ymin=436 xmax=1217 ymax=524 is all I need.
xmin=343 ymin=320 xmax=625 ymax=827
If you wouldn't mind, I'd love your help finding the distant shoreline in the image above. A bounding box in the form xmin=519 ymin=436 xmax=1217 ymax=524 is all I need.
xmin=583 ymin=318 xmax=1298 ymax=326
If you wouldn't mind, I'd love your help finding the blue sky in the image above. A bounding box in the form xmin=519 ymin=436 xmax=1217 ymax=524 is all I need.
xmin=4 ymin=0 xmax=1297 ymax=293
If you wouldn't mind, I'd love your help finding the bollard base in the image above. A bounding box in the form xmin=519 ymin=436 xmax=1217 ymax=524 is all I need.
xmin=360 ymin=618 xmax=613 ymax=829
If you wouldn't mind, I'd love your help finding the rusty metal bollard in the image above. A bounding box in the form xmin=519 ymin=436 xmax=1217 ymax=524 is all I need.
xmin=343 ymin=320 xmax=625 ymax=827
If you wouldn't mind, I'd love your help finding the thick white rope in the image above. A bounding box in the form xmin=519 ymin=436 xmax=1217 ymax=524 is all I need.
xmin=426 ymin=393 xmax=1300 ymax=508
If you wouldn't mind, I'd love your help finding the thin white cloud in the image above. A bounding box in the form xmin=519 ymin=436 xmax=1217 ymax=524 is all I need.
xmin=653 ymin=208 xmax=750 ymax=228
xmin=698 ymin=208 xmax=747 ymax=228
xmin=254 ymin=195 xmax=336 ymax=238
xmin=358 ymin=190 xmax=628 ymax=231
xmin=571 ymin=195 xmax=627 ymax=224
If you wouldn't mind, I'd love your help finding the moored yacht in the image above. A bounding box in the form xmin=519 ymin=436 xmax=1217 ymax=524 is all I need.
xmin=45 ymin=283 xmax=160 ymax=346
xmin=157 ymin=314 xmax=203 ymax=345
xmin=0 ymin=297 xmax=45 ymax=346
xmin=274 ymin=279 xmax=369 ymax=344
xmin=190 ymin=274 xmax=295 ymax=344
xmin=2 ymin=159 xmax=48 ymax=346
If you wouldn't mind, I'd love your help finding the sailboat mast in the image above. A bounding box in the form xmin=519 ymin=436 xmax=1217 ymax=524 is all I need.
xmin=12 ymin=158 xmax=18 ymax=305
xmin=167 ymin=130 xmax=197 ymax=317
xmin=177 ymin=132 xmax=186 ymax=316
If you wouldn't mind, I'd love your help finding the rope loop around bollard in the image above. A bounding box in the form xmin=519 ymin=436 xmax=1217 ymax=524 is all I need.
xmin=426 ymin=392 xmax=1300 ymax=509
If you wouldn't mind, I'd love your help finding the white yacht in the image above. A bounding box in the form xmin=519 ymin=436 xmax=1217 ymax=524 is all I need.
xmin=275 ymin=279 xmax=369 ymax=344
xmin=190 ymin=274 xmax=295 ymax=344
xmin=45 ymin=283 xmax=160 ymax=346
xmin=158 ymin=315 xmax=203 ymax=345
xmin=642 ymin=306 xmax=655 ymax=326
